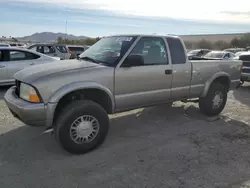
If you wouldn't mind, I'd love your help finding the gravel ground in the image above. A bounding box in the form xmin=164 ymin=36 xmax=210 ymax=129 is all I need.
xmin=0 ymin=85 xmax=250 ymax=188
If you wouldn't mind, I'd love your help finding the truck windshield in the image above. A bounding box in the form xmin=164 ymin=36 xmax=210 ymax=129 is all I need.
xmin=79 ymin=36 xmax=137 ymax=66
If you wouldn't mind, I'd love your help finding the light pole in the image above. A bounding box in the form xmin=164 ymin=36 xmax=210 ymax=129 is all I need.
xmin=65 ymin=20 xmax=68 ymax=41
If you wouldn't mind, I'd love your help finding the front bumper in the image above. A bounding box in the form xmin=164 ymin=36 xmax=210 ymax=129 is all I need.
xmin=4 ymin=86 xmax=46 ymax=126
xmin=241 ymin=73 xmax=250 ymax=82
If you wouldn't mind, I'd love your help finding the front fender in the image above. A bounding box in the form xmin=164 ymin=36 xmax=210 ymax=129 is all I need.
xmin=48 ymin=81 xmax=115 ymax=111
xmin=201 ymin=72 xmax=230 ymax=98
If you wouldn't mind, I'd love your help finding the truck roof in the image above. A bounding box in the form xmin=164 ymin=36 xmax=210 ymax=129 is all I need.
xmin=107 ymin=34 xmax=181 ymax=39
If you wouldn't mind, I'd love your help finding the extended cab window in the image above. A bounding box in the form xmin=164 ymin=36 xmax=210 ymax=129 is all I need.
xmin=166 ymin=37 xmax=186 ymax=64
xmin=128 ymin=37 xmax=168 ymax=66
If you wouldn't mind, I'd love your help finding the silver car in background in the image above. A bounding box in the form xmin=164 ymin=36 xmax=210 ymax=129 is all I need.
xmin=66 ymin=45 xmax=88 ymax=59
xmin=0 ymin=47 xmax=59 ymax=85
xmin=203 ymin=51 xmax=236 ymax=59
xmin=27 ymin=43 xmax=71 ymax=60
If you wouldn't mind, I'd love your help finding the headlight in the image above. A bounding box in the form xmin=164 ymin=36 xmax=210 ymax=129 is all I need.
xmin=19 ymin=83 xmax=40 ymax=103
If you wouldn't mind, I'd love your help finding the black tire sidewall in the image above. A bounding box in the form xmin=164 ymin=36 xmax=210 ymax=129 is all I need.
xmin=199 ymin=83 xmax=227 ymax=116
xmin=55 ymin=100 xmax=109 ymax=154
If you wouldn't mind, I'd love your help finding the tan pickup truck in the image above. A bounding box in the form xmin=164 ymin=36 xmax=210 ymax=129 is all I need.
xmin=4 ymin=34 xmax=242 ymax=154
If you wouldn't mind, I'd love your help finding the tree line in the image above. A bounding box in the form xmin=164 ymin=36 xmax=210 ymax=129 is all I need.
xmin=57 ymin=33 xmax=250 ymax=50
xmin=184 ymin=33 xmax=250 ymax=50
xmin=57 ymin=37 xmax=101 ymax=46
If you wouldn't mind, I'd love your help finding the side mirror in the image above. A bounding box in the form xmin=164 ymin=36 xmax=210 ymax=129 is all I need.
xmin=122 ymin=54 xmax=144 ymax=67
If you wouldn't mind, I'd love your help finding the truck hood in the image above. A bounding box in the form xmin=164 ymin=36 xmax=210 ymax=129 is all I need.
xmin=14 ymin=59 xmax=99 ymax=83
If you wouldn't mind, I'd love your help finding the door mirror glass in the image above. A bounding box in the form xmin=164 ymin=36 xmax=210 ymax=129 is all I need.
xmin=122 ymin=54 xmax=144 ymax=67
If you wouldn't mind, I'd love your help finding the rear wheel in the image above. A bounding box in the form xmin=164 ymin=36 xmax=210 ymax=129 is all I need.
xmin=54 ymin=100 xmax=109 ymax=154
xmin=199 ymin=82 xmax=227 ymax=116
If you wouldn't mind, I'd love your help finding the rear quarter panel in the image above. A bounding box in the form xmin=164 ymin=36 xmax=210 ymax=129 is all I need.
xmin=190 ymin=60 xmax=242 ymax=98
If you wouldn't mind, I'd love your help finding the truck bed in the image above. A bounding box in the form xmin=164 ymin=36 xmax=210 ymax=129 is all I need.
xmin=189 ymin=59 xmax=242 ymax=97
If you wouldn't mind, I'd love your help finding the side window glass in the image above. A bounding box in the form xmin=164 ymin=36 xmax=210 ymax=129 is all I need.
xmin=56 ymin=46 xmax=68 ymax=53
xmin=25 ymin=52 xmax=40 ymax=60
xmin=9 ymin=50 xmax=40 ymax=61
xmin=10 ymin=51 xmax=26 ymax=61
xmin=0 ymin=51 xmax=3 ymax=61
xmin=29 ymin=46 xmax=37 ymax=52
xmin=128 ymin=37 xmax=168 ymax=66
xmin=166 ymin=37 xmax=186 ymax=64
xmin=37 ymin=46 xmax=43 ymax=53
xmin=44 ymin=46 xmax=55 ymax=54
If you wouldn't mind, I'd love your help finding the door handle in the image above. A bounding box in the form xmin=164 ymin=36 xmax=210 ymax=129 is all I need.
xmin=0 ymin=65 xmax=5 ymax=68
xmin=29 ymin=63 xmax=34 ymax=65
xmin=165 ymin=69 xmax=172 ymax=75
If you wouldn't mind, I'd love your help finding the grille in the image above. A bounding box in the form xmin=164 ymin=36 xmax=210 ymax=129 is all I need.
xmin=243 ymin=61 xmax=250 ymax=67
xmin=15 ymin=80 xmax=21 ymax=97
xmin=242 ymin=68 xmax=250 ymax=74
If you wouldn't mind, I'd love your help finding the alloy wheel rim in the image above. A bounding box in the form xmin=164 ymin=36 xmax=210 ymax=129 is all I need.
xmin=70 ymin=115 xmax=100 ymax=144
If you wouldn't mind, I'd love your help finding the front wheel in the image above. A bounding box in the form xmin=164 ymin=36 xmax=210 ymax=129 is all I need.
xmin=54 ymin=100 xmax=109 ymax=154
xmin=199 ymin=82 xmax=227 ymax=116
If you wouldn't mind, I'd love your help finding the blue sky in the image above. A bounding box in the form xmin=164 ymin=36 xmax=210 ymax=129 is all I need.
xmin=1 ymin=0 xmax=250 ymax=37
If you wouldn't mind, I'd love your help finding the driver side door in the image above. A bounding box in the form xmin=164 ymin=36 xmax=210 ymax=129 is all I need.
xmin=114 ymin=36 xmax=173 ymax=112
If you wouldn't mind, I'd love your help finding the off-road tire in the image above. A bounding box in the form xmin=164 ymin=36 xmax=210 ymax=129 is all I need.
xmin=199 ymin=82 xmax=227 ymax=116
xmin=54 ymin=100 xmax=109 ymax=154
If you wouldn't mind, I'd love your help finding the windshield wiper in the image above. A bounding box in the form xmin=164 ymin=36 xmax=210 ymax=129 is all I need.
xmin=79 ymin=56 xmax=99 ymax=64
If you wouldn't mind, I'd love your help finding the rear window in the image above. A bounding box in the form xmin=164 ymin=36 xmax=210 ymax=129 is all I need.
xmin=166 ymin=37 xmax=186 ymax=64
xmin=56 ymin=46 xmax=68 ymax=53
xmin=68 ymin=47 xmax=85 ymax=52
xmin=10 ymin=44 xmax=17 ymax=46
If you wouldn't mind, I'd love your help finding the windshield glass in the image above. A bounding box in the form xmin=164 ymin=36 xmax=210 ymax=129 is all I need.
xmin=187 ymin=50 xmax=199 ymax=55
xmin=79 ymin=36 xmax=137 ymax=66
xmin=235 ymin=52 xmax=244 ymax=57
xmin=204 ymin=52 xmax=225 ymax=58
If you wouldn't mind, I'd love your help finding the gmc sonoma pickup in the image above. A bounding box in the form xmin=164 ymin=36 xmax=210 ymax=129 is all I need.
xmin=4 ymin=34 xmax=242 ymax=154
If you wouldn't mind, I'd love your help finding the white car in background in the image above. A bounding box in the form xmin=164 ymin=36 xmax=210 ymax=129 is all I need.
xmin=203 ymin=51 xmax=236 ymax=60
xmin=0 ymin=43 xmax=11 ymax=47
xmin=0 ymin=47 xmax=60 ymax=85
xmin=9 ymin=43 xmax=27 ymax=48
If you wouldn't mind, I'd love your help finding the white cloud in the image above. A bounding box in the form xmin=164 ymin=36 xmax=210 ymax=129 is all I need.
xmin=8 ymin=0 xmax=250 ymax=24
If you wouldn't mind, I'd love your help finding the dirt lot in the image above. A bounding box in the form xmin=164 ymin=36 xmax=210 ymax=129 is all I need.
xmin=0 ymin=84 xmax=250 ymax=188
